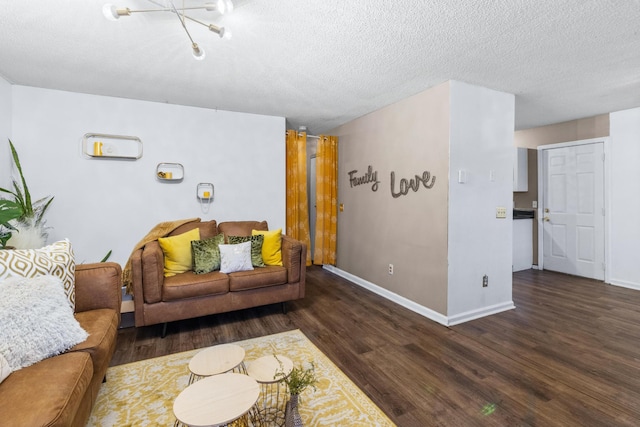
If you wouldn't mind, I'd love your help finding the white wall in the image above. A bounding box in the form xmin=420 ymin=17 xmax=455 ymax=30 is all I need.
xmin=11 ymin=86 xmax=285 ymax=265
xmin=447 ymin=81 xmax=515 ymax=322
xmin=608 ymin=108 xmax=640 ymax=289
xmin=0 ymin=76 xmax=11 ymax=189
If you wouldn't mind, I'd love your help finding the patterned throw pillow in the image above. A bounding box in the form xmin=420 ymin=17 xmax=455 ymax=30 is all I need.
xmin=191 ymin=234 xmax=225 ymax=274
xmin=219 ymin=241 xmax=254 ymax=274
xmin=0 ymin=239 xmax=76 ymax=309
xmin=228 ymin=235 xmax=265 ymax=267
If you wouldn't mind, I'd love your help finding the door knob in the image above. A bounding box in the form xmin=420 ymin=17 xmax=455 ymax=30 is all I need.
xmin=544 ymin=208 xmax=549 ymax=213
xmin=544 ymin=216 xmax=550 ymax=222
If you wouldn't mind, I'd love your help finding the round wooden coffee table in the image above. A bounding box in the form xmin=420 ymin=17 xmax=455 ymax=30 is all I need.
xmin=173 ymin=373 xmax=260 ymax=427
xmin=188 ymin=343 xmax=246 ymax=384
xmin=247 ymin=355 xmax=294 ymax=426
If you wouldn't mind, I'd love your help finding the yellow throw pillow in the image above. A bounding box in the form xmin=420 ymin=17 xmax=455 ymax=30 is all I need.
xmin=252 ymin=228 xmax=283 ymax=266
xmin=158 ymin=228 xmax=201 ymax=277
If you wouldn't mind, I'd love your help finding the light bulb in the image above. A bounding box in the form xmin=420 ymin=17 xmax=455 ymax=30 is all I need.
xmin=216 ymin=0 xmax=234 ymax=14
xmin=103 ymin=4 xmax=120 ymax=20
xmin=222 ymin=29 xmax=232 ymax=40
xmin=103 ymin=4 xmax=130 ymax=20
xmin=204 ymin=2 xmax=216 ymax=11
xmin=192 ymin=43 xmax=206 ymax=60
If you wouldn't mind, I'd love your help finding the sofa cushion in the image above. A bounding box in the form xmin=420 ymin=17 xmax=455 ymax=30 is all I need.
xmin=191 ymin=234 xmax=226 ymax=274
xmin=218 ymin=221 xmax=268 ymax=240
xmin=228 ymin=235 xmax=265 ymax=267
xmin=0 ymin=239 xmax=76 ymax=308
xmin=252 ymin=228 xmax=283 ymax=266
xmin=163 ymin=271 xmax=229 ymax=301
xmin=228 ymin=265 xmax=287 ymax=291
xmin=72 ymin=308 xmax=119 ymax=400
xmin=219 ymin=241 xmax=254 ymax=273
xmin=170 ymin=219 xmax=218 ymax=239
xmin=0 ymin=351 xmax=93 ymax=427
xmin=0 ymin=275 xmax=88 ymax=374
xmin=158 ymin=228 xmax=200 ymax=277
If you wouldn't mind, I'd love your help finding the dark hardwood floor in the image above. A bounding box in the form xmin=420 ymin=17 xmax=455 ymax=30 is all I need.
xmin=113 ymin=267 xmax=640 ymax=426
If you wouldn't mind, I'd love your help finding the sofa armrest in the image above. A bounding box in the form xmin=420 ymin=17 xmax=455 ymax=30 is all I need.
xmin=138 ymin=241 xmax=164 ymax=304
xmin=74 ymin=262 xmax=122 ymax=314
xmin=281 ymin=235 xmax=306 ymax=297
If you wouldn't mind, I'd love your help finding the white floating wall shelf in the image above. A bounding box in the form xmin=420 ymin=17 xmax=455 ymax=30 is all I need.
xmin=82 ymin=133 xmax=142 ymax=160
xmin=156 ymin=163 xmax=185 ymax=182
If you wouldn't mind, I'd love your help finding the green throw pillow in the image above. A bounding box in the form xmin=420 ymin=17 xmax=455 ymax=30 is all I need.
xmin=228 ymin=235 xmax=265 ymax=267
xmin=191 ymin=234 xmax=225 ymax=274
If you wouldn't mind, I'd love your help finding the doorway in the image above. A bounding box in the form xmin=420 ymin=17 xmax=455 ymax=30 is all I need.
xmin=539 ymin=140 xmax=606 ymax=280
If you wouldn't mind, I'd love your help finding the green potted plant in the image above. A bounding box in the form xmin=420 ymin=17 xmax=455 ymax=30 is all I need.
xmin=275 ymin=360 xmax=317 ymax=427
xmin=0 ymin=139 xmax=54 ymax=249
xmin=0 ymin=199 xmax=23 ymax=248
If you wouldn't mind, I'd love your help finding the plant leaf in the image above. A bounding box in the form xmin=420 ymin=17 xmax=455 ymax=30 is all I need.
xmin=8 ymin=140 xmax=32 ymax=218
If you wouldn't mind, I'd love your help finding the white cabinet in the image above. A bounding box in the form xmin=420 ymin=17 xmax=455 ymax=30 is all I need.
xmin=513 ymin=218 xmax=533 ymax=271
xmin=513 ymin=147 xmax=528 ymax=192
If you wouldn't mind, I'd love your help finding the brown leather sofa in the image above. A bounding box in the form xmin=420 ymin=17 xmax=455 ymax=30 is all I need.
xmin=130 ymin=220 xmax=306 ymax=332
xmin=0 ymin=262 xmax=122 ymax=427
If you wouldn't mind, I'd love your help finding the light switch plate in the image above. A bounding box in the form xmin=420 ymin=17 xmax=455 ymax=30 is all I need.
xmin=496 ymin=207 xmax=507 ymax=218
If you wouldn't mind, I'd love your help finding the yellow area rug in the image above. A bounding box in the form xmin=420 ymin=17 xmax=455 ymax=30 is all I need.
xmin=88 ymin=329 xmax=395 ymax=426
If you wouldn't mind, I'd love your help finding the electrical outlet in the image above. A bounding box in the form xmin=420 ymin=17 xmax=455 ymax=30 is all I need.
xmin=482 ymin=275 xmax=488 ymax=287
xmin=496 ymin=207 xmax=507 ymax=218
xmin=388 ymin=264 xmax=394 ymax=275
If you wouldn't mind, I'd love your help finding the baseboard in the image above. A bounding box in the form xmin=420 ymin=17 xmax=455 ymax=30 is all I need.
xmin=446 ymin=301 xmax=516 ymax=326
xmin=608 ymin=279 xmax=640 ymax=291
xmin=322 ymin=265 xmax=447 ymax=327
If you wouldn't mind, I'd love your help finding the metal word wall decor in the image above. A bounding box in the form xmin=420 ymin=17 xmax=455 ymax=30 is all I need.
xmin=348 ymin=166 xmax=380 ymax=191
xmin=390 ymin=170 xmax=436 ymax=198
xmin=348 ymin=165 xmax=436 ymax=198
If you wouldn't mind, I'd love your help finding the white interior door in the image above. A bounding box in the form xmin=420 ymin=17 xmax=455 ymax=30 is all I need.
xmin=542 ymin=143 xmax=604 ymax=280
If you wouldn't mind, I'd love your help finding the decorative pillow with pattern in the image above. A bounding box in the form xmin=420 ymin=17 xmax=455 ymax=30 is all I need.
xmin=228 ymin=235 xmax=265 ymax=267
xmin=0 ymin=239 xmax=76 ymax=309
xmin=219 ymin=241 xmax=254 ymax=274
xmin=191 ymin=234 xmax=225 ymax=274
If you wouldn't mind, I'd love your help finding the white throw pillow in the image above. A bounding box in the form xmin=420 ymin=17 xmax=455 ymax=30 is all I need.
xmin=219 ymin=241 xmax=254 ymax=273
xmin=0 ymin=239 xmax=76 ymax=308
xmin=0 ymin=275 xmax=88 ymax=376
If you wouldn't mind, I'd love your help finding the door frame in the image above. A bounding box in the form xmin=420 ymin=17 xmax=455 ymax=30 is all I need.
xmin=536 ymin=137 xmax=611 ymax=282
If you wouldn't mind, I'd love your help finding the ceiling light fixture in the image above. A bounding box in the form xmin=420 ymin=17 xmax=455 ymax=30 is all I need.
xmin=102 ymin=0 xmax=233 ymax=60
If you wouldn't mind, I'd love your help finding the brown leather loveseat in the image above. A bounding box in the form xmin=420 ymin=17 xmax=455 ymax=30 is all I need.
xmin=0 ymin=262 xmax=122 ymax=427
xmin=130 ymin=220 xmax=306 ymax=333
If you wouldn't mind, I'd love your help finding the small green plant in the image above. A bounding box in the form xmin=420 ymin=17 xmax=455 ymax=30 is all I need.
xmin=0 ymin=199 xmax=23 ymax=248
xmin=0 ymin=139 xmax=54 ymax=225
xmin=274 ymin=357 xmax=318 ymax=396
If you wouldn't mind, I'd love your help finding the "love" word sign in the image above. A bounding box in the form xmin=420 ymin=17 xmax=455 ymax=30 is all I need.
xmin=390 ymin=170 xmax=436 ymax=198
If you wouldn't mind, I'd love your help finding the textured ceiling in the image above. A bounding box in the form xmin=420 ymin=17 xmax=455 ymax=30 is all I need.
xmin=0 ymin=0 xmax=639 ymax=134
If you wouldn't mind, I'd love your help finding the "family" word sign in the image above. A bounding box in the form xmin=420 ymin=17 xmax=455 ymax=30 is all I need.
xmin=348 ymin=166 xmax=380 ymax=192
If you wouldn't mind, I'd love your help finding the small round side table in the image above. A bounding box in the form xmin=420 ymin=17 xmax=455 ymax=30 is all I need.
xmin=173 ymin=373 xmax=261 ymax=427
xmin=246 ymin=355 xmax=294 ymax=426
xmin=188 ymin=343 xmax=246 ymax=384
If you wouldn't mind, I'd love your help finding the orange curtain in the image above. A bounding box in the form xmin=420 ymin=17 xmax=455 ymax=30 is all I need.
xmin=314 ymin=135 xmax=338 ymax=265
xmin=285 ymin=130 xmax=312 ymax=266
